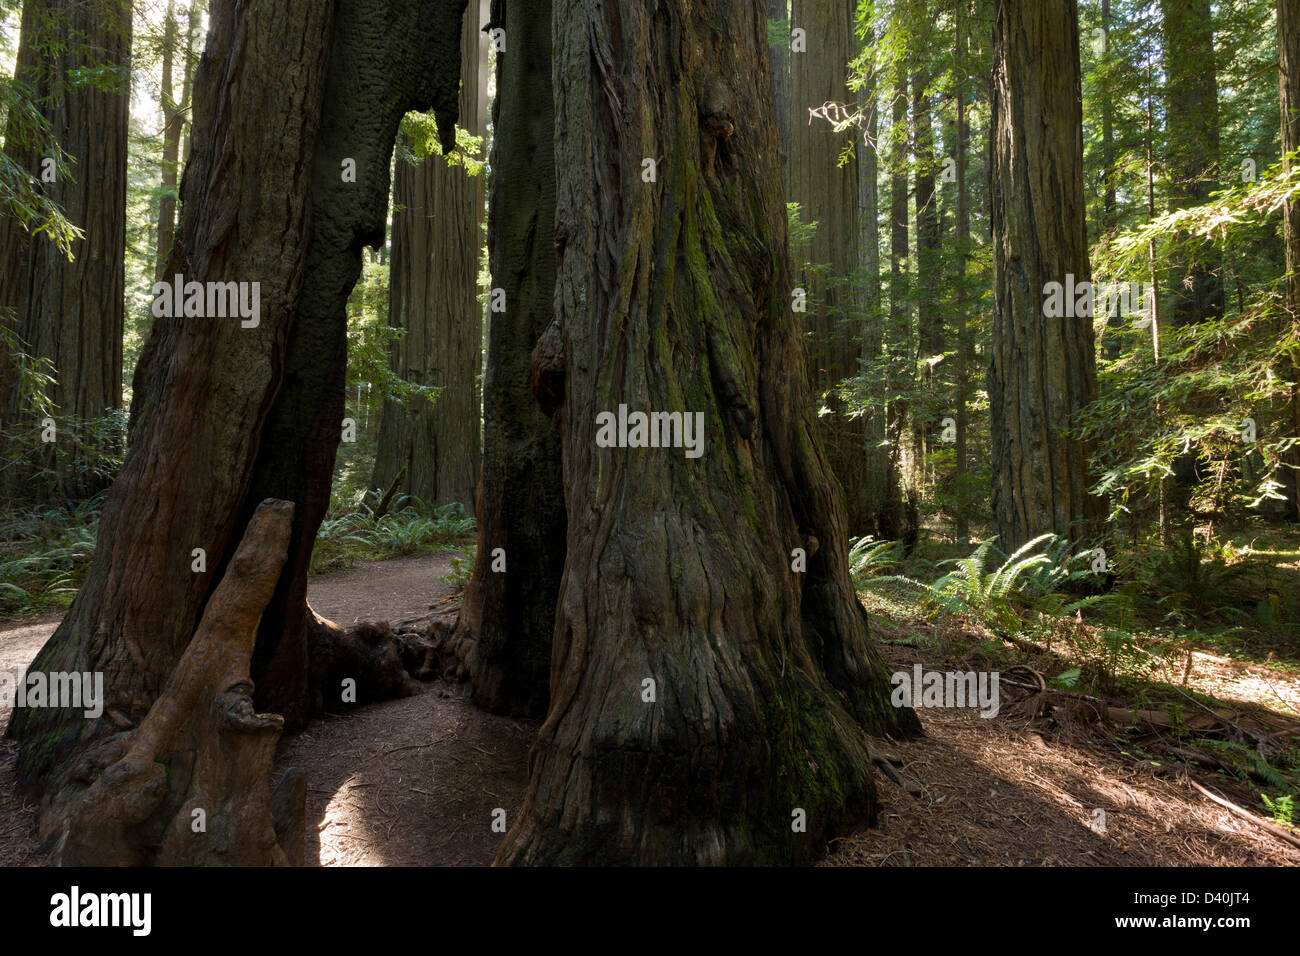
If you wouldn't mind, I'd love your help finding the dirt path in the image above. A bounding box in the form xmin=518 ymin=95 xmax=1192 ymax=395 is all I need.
xmin=2 ymin=560 xmax=1297 ymax=867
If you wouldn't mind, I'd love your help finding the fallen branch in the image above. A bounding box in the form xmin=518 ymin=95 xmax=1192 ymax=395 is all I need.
xmin=1187 ymin=776 xmax=1300 ymax=852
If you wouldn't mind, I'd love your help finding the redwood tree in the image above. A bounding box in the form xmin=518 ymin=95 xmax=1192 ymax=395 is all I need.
xmin=1161 ymin=0 xmax=1223 ymax=328
xmin=789 ymin=0 xmax=871 ymax=534
xmin=496 ymin=0 xmax=918 ymax=866
xmin=1282 ymin=0 xmax=1300 ymax=519
xmin=0 ymin=0 xmax=132 ymax=498
xmin=911 ymin=42 xmax=941 ymax=484
xmin=450 ymin=0 xmax=565 ymax=719
xmin=989 ymin=0 xmax=1102 ymax=552
xmin=8 ymin=0 xmax=466 ymax=795
xmin=154 ymin=0 xmax=202 ymax=282
xmin=371 ymin=8 xmax=484 ymax=511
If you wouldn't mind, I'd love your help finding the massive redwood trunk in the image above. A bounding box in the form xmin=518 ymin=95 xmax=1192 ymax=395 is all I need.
xmin=496 ymin=0 xmax=918 ymax=866
xmin=0 ymin=0 xmax=131 ymax=499
xmin=450 ymin=0 xmax=565 ymax=719
xmin=989 ymin=0 xmax=1103 ymax=552
xmin=7 ymin=0 xmax=466 ymax=795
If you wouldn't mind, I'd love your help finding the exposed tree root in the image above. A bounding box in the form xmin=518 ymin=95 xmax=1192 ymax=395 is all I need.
xmin=44 ymin=499 xmax=304 ymax=865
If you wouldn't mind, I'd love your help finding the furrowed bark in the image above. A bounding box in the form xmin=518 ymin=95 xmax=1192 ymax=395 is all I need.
xmin=989 ymin=0 xmax=1103 ymax=552
xmin=497 ymin=0 xmax=919 ymax=866
xmin=371 ymin=6 xmax=485 ymax=512
xmin=0 ymin=0 xmax=131 ymax=500
xmin=452 ymin=0 xmax=565 ymax=719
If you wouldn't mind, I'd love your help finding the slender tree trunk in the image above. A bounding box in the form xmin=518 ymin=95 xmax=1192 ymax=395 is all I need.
xmin=0 ymin=0 xmax=131 ymax=499
xmin=1281 ymin=0 xmax=1300 ymax=520
xmin=371 ymin=10 xmax=483 ymax=511
xmin=8 ymin=0 xmax=467 ymax=797
xmin=450 ymin=0 xmax=565 ymax=718
xmin=883 ymin=54 xmax=913 ymax=546
xmin=179 ymin=3 xmax=201 ymax=168
xmin=155 ymin=1 xmax=178 ymax=282
xmin=1098 ymin=0 xmax=1125 ymax=363
xmin=858 ymin=6 xmax=892 ymax=540
xmin=155 ymin=1 xmax=201 ymax=283
xmin=912 ymin=53 xmax=940 ymax=488
xmin=989 ymin=0 xmax=1102 ymax=552
xmin=496 ymin=0 xmax=918 ymax=866
xmin=1100 ymin=0 xmax=1116 ymax=234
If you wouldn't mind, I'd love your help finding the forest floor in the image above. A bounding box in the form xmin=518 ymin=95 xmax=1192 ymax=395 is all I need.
xmin=1 ymin=554 xmax=1297 ymax=866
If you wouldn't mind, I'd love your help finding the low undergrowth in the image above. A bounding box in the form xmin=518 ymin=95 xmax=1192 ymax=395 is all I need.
xmin=0 ymin=492 xmax=103 ymax=620
xmin=309 ymin=490 xmax=476 ymax=574
xmin=0 ymin=489 xmax=477 ymax=620
xmin=854 ymin=528 xmax=1300 ymax=833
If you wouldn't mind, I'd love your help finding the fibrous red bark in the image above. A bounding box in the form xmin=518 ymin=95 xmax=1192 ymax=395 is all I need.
xmin=496 ymin=0 xmax=919 ymax=866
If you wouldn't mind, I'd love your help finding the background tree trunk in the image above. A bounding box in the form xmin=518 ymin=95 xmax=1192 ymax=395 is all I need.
xmin=883 ymin=56 xmax=913 ymax=546
xmin=989 ymin=0 xmax=1102 ymax=552
xmin=1161 ymin=0 xmax=1223 ymax=328
xmin=857 ymin=6 xmax=894 ymax=542
xmin=371 ymin=8 xmax=484 ymax=511
xmin=496 ymin=0 xmax=918 ymax=866
xmin=7 ymin=0 xmax=466 ymax=795
xmin=766 ymin=0 xmax=792 ymax=194
xmin=450 ymin=0 xmax=566 ymax=719
xmin=0 ymin=0 xmax=131 ymax=499
xmin=1281 ymin=0 xmax=1300 ymax=520
xmin=154 ymin=1 xmax=201 ymax=283
xmin=790 ymin=0 xmax=870 ymax=535
xmin=954 ymin=0 xmax=971 ymax=540
xmin=911 ymin=47 xmax=941 ymax=487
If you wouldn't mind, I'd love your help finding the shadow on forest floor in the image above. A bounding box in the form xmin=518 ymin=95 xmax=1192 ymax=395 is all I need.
xmin=3 ymin=553 xmax=1299 ymax=865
